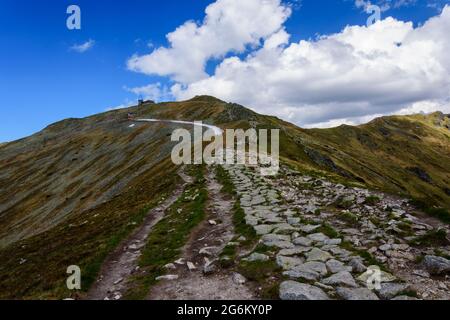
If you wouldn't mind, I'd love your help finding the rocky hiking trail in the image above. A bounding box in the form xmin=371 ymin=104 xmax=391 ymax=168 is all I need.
xmin=147 ymin=167 xmax=255 ymax=300
xmin=221 ymin=163 xmax=450 ymax=300
xmin=87 ymin=168 xmax=192 ymax=300
xmin=88 ymin=160 xmax=450 ymax=300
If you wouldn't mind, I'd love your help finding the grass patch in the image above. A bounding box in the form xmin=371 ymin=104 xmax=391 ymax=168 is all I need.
xmin=339 ymin=211 xmax=359 ymax=224
xmin=237 ymin=259 xmax=282 ymax=300
xmin=364 ymin=196 xmax=381 ymax=206
xmin=410 ymin=199 xmax=450 ymax=224
xmin=232 ymin=202 xmax=258 ymax=246
xmin=318 ymin=223 xmax=340 ymax=239
xmin=124 ymin=167 xmax=207 ymax=300
xmin=409 ymin=229 xmax=449 ymax=247
xmin=215 ymin=165 xmax=236 ymax=196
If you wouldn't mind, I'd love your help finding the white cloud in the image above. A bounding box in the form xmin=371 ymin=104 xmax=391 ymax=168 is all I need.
xmin=126 ymin=0 xmax=291 ymax=83
xmin=125 ymin=83 xmax=169 ymax=102
xmin=70 ymin=39 xmax=95 ymax=53
xmin=128 ymin=1 xmax=450 ymax=128
xmin=354 ymin=0 xmax=416 ymax=12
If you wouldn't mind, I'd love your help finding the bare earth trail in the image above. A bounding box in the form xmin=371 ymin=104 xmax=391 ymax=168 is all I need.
xmin=87 ymin=168 xmax=192 ymax=300
xmin=147 ymin=167 xmax=256 ymax=300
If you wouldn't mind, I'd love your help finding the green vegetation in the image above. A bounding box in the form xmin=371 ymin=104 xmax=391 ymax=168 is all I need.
xmin=410 ymin=199 xmax=450 ymax=224
xmin=364 ymin=196 xmax=381 ymax=206
xmin=318 ymin=223 xmax=340 ymax=239
xmin=339 ymin=211 xmax=359 ymax=224
xmin=0 ymin=158 xmax=179 ymax=299
xmin=237 ymin=259 xmax=281 ymax=300
xmin=409 ymin=229 xmax=449 ymax=247
xmin=124 ymin=166 xmax=208 ymax=300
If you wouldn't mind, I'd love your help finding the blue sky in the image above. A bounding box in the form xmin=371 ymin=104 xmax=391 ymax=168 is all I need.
xmin=0 ymin=0 xmax=449 ymax=141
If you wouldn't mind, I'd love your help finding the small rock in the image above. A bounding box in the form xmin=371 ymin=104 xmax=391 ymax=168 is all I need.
xmin=155 ymin=275 xmax=179 ymax=281
xmin=208 ymin=220 xmax=217 ymax=225
xmin=113 ymin=278 xmax=123 ymax=285
xmin=279 ymin=281 xmax=329 ymax=300
xmin=199 ymin=247 xmax=217 ymax=256
xmin=232 ymin=272 xmax=247 ymax=285
xmin=187 ymin=262 xmax=196 ymax=271
xmin=349 ymin=258 xmax=367 ymax=273
xmin=203 ymin=262 xmax=216 ymax=275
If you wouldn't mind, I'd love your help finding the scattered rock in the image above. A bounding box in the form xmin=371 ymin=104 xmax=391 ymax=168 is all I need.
xmin=232 ymin=272 xmax=247 ymax=285
xmin=349 ymin=258 xmax=367 ymax=273
xmin=155 ymin=275 xmax=179 ymax=281
xmin=187 ymin=262 xmax=196 ymax=271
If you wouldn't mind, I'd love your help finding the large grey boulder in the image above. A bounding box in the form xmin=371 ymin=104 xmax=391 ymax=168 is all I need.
xmin=279 ymin=281 xmax=330 ymax=300
xmin=423 ymin=255 xmax=450 ymax=275
xmin=376 ymin=283 xmax=411 ymax=300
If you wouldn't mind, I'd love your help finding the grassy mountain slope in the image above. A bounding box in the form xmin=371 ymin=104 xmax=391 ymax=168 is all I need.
xmin=0 ymin=96 xmax=449 ymax=299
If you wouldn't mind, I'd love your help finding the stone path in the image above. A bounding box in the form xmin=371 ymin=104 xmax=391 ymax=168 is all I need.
xmin=223 ymin=163 xmax=450 ymax=300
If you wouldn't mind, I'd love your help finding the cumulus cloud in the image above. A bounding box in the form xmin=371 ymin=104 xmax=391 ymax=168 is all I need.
xmin=128 ymin=1 xmax=450 ymax=128
xmin=125 ymin=83 xmax=169 ymax=102
xmin=127 ymin=0 xmax=291 ymax=83
xmin=70 ymin=39 xmax=95 ymax=53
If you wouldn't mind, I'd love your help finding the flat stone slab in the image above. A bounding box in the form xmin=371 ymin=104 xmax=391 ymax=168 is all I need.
xmin=326 ymin=259 xmax=352 ymax=274
xmin=243 ymin=253 xmax=270 ymax=262
xmin=278 ymin=247 xmax=311 ymax=256
xmin=322 ymin=271 xmax=357 ymax=288
xmin=307 ymin=233 xmax=330 ymax=243
xmin=376 ymin=283 xmax=411 ymax=300
xmin=305 ymin=248 xmax=333 ymax=262
xmin=292 ymin=237 xmax=313 ymax=247
xmin=254 ymin=225 xmax=274 ymax=235
xmin=276 ymin=255 xmax=304 ymax=270
xmin=336 ymin=287 xmax=380 ymax=300
xmin=279 ymin=281 xmax=330 ymax=300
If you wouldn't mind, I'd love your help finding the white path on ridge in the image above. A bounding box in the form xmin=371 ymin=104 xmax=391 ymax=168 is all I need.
xmin=136 ymin=119 xmax=223 ymax=136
